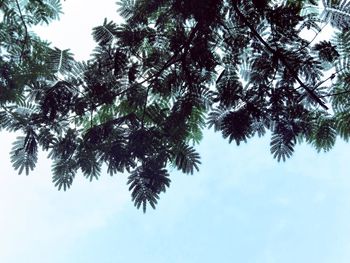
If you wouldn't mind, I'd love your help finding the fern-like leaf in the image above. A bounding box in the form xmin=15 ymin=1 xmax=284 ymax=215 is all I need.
xmin=214 ymin=67 xmax=243 ymax=107
xmin=25 ymin=0 xmax=62 ymax=25
xmin=321 ymin=0 xmax=350 ymax=30
xmin=270 ymin=133 xmax=295 ymax=162
xmin=47 ymin=47 xmax=74 ymax=74
xmin=10 ymin=133 xmax=38 ymax=175
xmin=37 ymin=127 xmax=57 ymax=151
xmin=221 ymin=109 xmax=253 ymax=145
xmin=207 ymin=106 xmax=231 ymax=132
xmin=311 ymin=116 xmax=336 ymax=152
xmin=117 ymin=0 xmax=136 ymax=20
xmin=127 ymin=160 xmax=170 ymax=212
xmin=171 ymin=143 xmax=201 ymax=174
xmin=52 ymin=158 xmax=77 ymax=191
xmin=77 ymin=149 xmax=101 ymax=181
xmin=92 ymin=18 xmax=117 ymax=46
xmin=314 ymin=40 xmax=339 ymax=63
xmin=335 ymin=111 xmax=350 ymax=141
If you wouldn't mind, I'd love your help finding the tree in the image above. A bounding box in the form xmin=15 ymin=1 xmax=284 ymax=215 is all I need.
xmin=1 ymin=0 xmax=350 ymax=212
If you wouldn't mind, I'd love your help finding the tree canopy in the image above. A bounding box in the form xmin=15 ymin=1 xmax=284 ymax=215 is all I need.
xmin=1 ymin=0 xmax=350 ymax=211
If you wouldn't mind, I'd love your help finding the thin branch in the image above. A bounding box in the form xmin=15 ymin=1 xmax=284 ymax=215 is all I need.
xmin=90 ymin=113 xmax=138 ymax=129
xmin=313 ymin=73 xmax=336 ymax=90
xmin=297 ymin=73 xmax=336 ymax=102
xmin=90 ymin=106 xmax=93 ymax=128
xmin=141 ymin=86 xmax=151 ymax=128
xmin=15 ymin=0 xmax=29 ymax=62
xmin=320 ymin=89 xmax=350 ymax=99
xmin=294 ymin=23 xmax=328 ymax=53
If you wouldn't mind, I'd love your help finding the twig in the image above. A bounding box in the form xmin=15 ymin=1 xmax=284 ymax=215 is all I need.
xmin=15 ymin=0 xmax=29 ymax=62
xmin=319 ymin=89 xmax=350 ymax=98
xmin=140 ymin=86 xmax=151 ymax=128
xmin=294 ymin=23 xmax=328 ymax=53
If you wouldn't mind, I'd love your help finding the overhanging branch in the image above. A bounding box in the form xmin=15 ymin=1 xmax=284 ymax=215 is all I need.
xmin=232 ymin=3 xmax=328 ymax=110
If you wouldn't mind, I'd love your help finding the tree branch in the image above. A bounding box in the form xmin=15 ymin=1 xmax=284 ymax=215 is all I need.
xmin=232 ymin=3 xmax=328 ymax=110
xmin=138 ymin=23 xmax=201 ymax=127
xmin=137 ymin=23 xmax=201 ymax=86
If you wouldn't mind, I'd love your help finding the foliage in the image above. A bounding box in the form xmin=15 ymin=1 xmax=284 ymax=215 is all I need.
xmin=2 ymin=0 xmax=350 ymax=211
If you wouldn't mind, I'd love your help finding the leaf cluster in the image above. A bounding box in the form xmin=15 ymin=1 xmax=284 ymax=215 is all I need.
xmin=2 ymin=0 xmax=350 ymax=212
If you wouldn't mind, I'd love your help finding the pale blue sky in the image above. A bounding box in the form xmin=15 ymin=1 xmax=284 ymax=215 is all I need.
xmin=1 ymin=1 xmax=350 ymax=263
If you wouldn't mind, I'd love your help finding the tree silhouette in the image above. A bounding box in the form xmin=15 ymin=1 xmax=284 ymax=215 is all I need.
xmin=1 ymin=0 xmax=350 ymax=211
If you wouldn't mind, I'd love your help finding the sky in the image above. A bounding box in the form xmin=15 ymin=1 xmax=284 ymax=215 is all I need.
xmin=1 ymin=1 xmax=350 ymax=262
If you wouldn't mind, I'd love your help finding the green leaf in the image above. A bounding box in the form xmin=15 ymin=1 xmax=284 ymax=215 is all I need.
xmin=221 ymin=109 xmax=253 ymax=145
xmin=171 ymin=143 xmax=201 ymax=174
xmin=77 ymin=149 xmax=101 ymax=181
xmin=311 ymin=116 xmax=336 ymax=152
xmin=321 ymin=0 xmax=350 ymax=30
xmin=335 ymin=111 xmax=350 ymax=141
xmin=47 ymin=47 xmax=75 ymax=74
xmin=52 ymin=158 xmax=77 ymax=191
xmin=270 ymin=133 xmax=295 ymax=162
xmin=92 ymin=18 xmax=117 ymax=46
xmin=127 ymin=160 xmax=170 ymax=212
xmin=10 ymin=133 xmax=38 ymax=175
